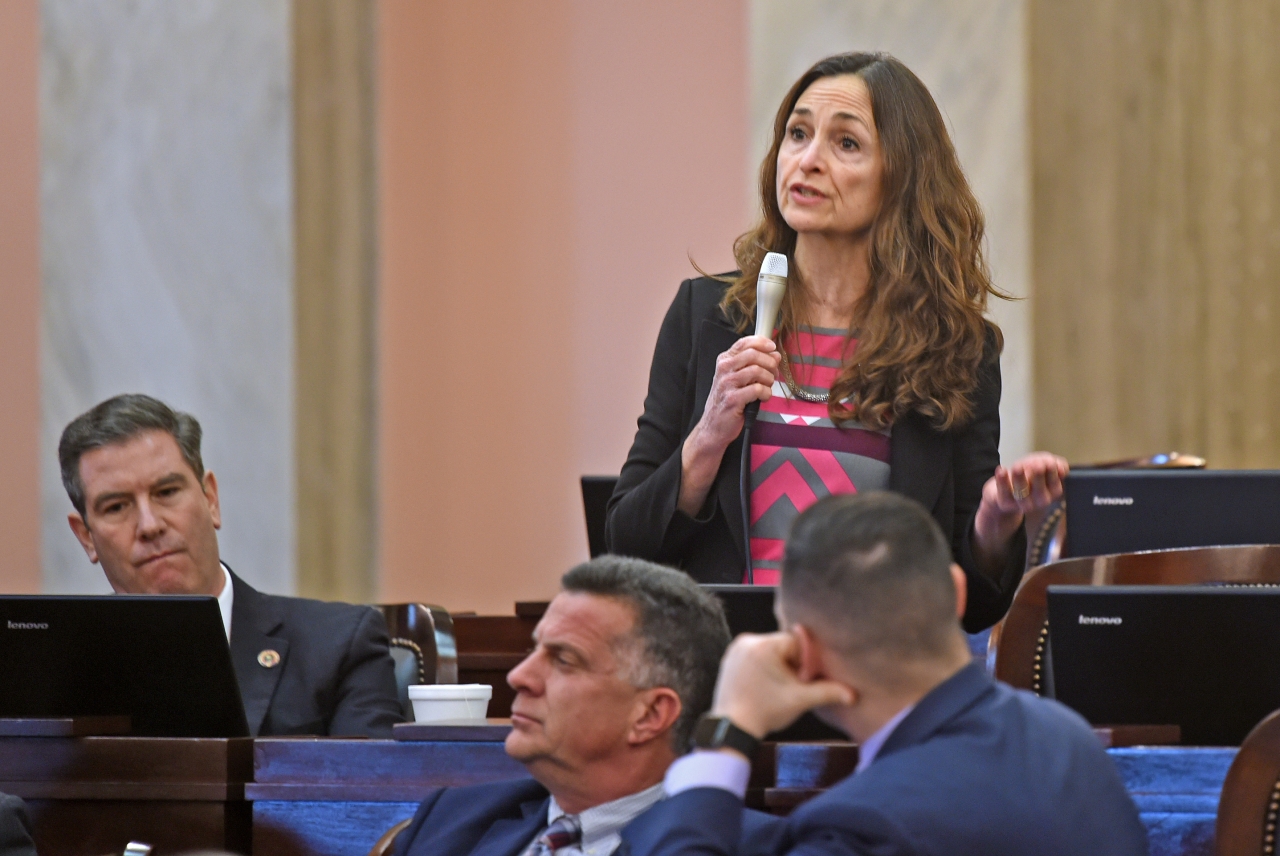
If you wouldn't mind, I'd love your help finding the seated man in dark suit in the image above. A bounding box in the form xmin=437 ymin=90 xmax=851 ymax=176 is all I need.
xmin=626 ymin=492 xmax=1149 ymax=856
xmin=393 ymin=555 xmax=732 ymax=856
xmin=59 ymin=393 xmax=401 ymax=737
xmin=0 ymin=794 xmax=35 ymax=856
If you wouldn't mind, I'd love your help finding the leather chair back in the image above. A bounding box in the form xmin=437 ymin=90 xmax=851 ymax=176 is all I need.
xmin=989 ymin=544 xmax=1280 ymax=693
xmin=375 ymin=604 xmax=458 ymax=720
xmin=1217 ymin=708 xmax=1280 ymax=856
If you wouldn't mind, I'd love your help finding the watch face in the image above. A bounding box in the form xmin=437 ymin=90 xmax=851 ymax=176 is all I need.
xmin=693 ymin=715 xmax=725 ymax=747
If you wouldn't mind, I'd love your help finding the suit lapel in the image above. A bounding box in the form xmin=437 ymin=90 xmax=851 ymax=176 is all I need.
xmin=696 ymin=318 xmax=750 ymax=565
xmin=888 ymin=411 xmax=949 ymax=513
xmin=227 ymin=570 xmax=289 ymax=737
xmin=469 ymin=796 xmax=549 ymax=856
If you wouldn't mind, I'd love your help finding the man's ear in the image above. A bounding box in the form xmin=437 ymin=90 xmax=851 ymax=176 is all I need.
xmin=628 ymin=687 xmax=682 ymax=747
xmin=791 ymin=623 xmax=828 ymax=683
xmin=951 ymin=564 xmax=967 ymax=619
xmin=68 ymin=513 xmax=99 ymax=564
xmin=203 ymin=470 xmax=222 ymax=529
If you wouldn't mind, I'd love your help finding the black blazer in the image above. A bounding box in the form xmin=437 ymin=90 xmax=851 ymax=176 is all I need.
xmin=605 ymin=277 xmax=1025 ymax=631
xmin=622 ymin=664 xmax=1148 ymax=856
xmin=0 ymin=794 xmax=35 ymax=856
xmin=228 ymin=570 xmax=403 ymax=737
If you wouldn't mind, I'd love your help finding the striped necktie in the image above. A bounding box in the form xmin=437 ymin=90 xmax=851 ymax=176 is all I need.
xmin=529 ymin=814 xmax=582 ymax=856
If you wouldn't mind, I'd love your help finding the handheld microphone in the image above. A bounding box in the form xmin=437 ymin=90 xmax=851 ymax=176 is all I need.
xmin=754 ymin=252 xmax=788 ymax=339
xmin=741 ymin=252 xmax=788 ymax=584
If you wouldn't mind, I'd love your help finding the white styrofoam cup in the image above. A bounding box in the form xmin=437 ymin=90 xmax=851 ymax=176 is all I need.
xmin=408 ymin=683 xmax=493 ymax=723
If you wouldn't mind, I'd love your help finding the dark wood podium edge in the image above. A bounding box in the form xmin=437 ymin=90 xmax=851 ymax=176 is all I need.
xmin=0 ymin=717 xmax=131 ymax=737
xmin=1093 ymin=724 xmax=1181 ymax=748
xmin=393 ymin=719 xmax=513 ymax=742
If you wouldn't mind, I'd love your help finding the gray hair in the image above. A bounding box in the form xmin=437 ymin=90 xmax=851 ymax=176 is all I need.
xmin=59 ymin=394 xmax=205 ymax=517
xmin=782 ymin=492 xmax=959 ymax=677
xmin=561 ymin=555 xmax=730 ymax=753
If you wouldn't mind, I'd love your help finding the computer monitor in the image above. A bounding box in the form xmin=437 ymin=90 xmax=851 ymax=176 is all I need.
xmin=1047 ymin=585 xmax=1280 ymax=745
xmin=0 ymin=595 xmax=250 ymax=737
xmin=1063 ymin=469 xmax=1280 ymax=558
xmin=701 ymin=584 xmax=778 ymax=636
xmin=580 ymin=475 xmax=618 ymax=558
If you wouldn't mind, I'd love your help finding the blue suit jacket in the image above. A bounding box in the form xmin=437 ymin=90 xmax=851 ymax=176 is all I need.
xmin=392 ymin=777 xmax=549 ymax=856
xmin=623 ymin=664 xmax=1149 ymax=856
xmin=392 ymin=775 xmax=779 ymax=856
xmin=0 ymin=793 xmax=35 ymax=856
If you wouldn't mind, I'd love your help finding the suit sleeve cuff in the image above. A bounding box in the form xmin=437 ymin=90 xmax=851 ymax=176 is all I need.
xmin=664 ymin=750 xmax=751 ymax=799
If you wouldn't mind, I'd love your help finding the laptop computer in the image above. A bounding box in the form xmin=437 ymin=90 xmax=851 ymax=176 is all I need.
xmin=580 ymin=475 xmax=619 ymax=558
xmin=0 ymin=595 xmax=250 ymax=737
xmin=701 ymin=584 xmax=778 ymax=636
xmin=1047 ymin=585 xmax=1280 ymax=745
xmin=1063 ymin=469 xmax=1280 ymax=558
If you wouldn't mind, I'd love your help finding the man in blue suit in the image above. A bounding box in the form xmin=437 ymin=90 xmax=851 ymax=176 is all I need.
xmin=393 ymin=556 xmax=732 ymax=856
xmin=625 ymin=492 xmax=1148 ymax=856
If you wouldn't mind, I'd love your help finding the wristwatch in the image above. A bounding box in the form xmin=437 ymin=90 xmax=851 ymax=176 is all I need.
xmin=692 ymin=714 xmax=761 ymax=758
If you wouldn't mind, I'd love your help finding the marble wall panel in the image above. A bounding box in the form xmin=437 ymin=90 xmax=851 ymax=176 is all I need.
xmin=40 ymin=0 xmax=294 ymax=593
xmin=750 ymin=0 xmax=1032 ymax=461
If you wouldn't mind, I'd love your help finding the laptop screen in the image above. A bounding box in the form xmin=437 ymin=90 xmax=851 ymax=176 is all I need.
xmin=1063 ymin=469 xmax=1280 ymax=558
xmin=0 ymin=594 xmax=250 ymax=737
xmin=1047 ymin=585 xmax=1280 ymax=745
xmin=701 ymin=584 xmax=778 ymax=636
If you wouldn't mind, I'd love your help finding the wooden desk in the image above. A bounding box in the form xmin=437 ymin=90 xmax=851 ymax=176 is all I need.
xmin=0 ymin=729 xmax=1235 ymax=856
xmin=247 ymin=735 xmax=528 ymax=856
xmin=0 ymin=736 xmax=251 ymax=855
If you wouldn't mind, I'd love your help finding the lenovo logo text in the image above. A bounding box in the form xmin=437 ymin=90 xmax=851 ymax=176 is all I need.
xmin=1078 ymin=615 xmax=1123 ymax=626
xmin=6 ymin=620 xmax=48 ymax=630
xmin=1092 ymin=496 xmax=1134 ymax=506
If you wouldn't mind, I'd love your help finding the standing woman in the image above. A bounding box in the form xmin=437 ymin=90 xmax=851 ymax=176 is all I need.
xmin=605 ymin=52 xmax=1065 ymax=631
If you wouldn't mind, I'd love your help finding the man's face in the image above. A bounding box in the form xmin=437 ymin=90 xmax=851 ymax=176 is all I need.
xmin=504 ymin=592 xmax=647 ymax=777
xmin=68 ymin=430 xmax=225 ymax=596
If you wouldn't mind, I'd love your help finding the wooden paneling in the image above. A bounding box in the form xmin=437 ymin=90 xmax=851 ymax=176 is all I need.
xmin=1032 ymin=0 xmax=1280 ymax=466
xmin=293 ymin=0 xmax=378 ymax=600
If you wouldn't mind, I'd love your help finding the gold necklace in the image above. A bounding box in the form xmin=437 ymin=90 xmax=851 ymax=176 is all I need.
xmin=778 ymin=347 xmax=829 ymax=403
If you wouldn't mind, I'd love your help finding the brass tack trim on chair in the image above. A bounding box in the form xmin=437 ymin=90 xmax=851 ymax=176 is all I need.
xmin=390 ymin=637 xmax=426 ymax=684
xmin=1031 ymin=620 xmax=1050 ymax=696
xmin=1265 ymin=779 xmax=1280 ymax=856
xmin=1029 ymin=502 xmax=1065 ymax=566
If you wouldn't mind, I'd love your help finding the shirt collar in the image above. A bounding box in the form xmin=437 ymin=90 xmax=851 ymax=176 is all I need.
xmin=546 ymin=782 xmax=665 ymax=853
xmin=216 ymin=563 xmax=234 ymax=641
xmin=854 ymin=702 xmax=915 ymax=773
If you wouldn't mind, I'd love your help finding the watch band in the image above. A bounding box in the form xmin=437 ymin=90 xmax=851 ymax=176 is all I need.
xmin=692 ymin=714 xmax=761 ymax=758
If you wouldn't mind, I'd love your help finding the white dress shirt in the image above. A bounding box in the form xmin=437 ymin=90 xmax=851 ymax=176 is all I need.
xmin=216 ymin=563 xmax=234 ymax=640
xmin=530 ymin=782 xmax=666 ymax=856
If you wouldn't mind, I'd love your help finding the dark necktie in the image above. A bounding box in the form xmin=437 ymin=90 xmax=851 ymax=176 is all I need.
xmin=529 ymin=814 xmax=582 ymax=856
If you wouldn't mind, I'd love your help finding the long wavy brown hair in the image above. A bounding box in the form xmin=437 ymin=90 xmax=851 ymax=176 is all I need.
xmin=721 ymin=52 xmax=1007 ymax=430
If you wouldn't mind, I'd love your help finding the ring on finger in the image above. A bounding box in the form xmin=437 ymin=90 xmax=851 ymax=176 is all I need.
xmin=1012 ymin=482 xmax=1031 ymax=501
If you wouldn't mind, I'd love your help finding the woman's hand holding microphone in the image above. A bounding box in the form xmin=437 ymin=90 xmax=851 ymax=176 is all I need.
xmin=677 ymin=336 xmax=781 ymax=517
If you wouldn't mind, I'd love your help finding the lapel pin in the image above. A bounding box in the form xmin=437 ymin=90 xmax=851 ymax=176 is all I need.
xmin=257 ymin=649 xmax=281 ymax=669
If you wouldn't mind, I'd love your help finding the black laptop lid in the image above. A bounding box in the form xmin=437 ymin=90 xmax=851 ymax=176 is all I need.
xmin=580 ymin=476 xmax=618 ymax=559
xmin=701 ymin=585 xmax=778 ymax=636
xmin=1047 ymin=585 xmax=1280 ymax=745
xmin=1064 ymin=469 xmax=1280 ymax=558
xmin=0 ymin=595 xmax=250 ymax=737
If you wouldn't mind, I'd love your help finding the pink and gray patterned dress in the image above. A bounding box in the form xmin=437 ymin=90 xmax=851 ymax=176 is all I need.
xmin=747 ymin=326 xmax=891 ymax=583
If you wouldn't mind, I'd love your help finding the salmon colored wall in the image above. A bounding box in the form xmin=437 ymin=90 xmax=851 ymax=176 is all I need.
xmin=0 ymin=0 xmax=42 ymax=593
xmin=377 ymin=1 xmax=748 ymax=613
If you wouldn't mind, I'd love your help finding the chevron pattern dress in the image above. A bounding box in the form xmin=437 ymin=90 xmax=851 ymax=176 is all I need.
xmin=747 ymin=326 xmax=891 ymax=584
